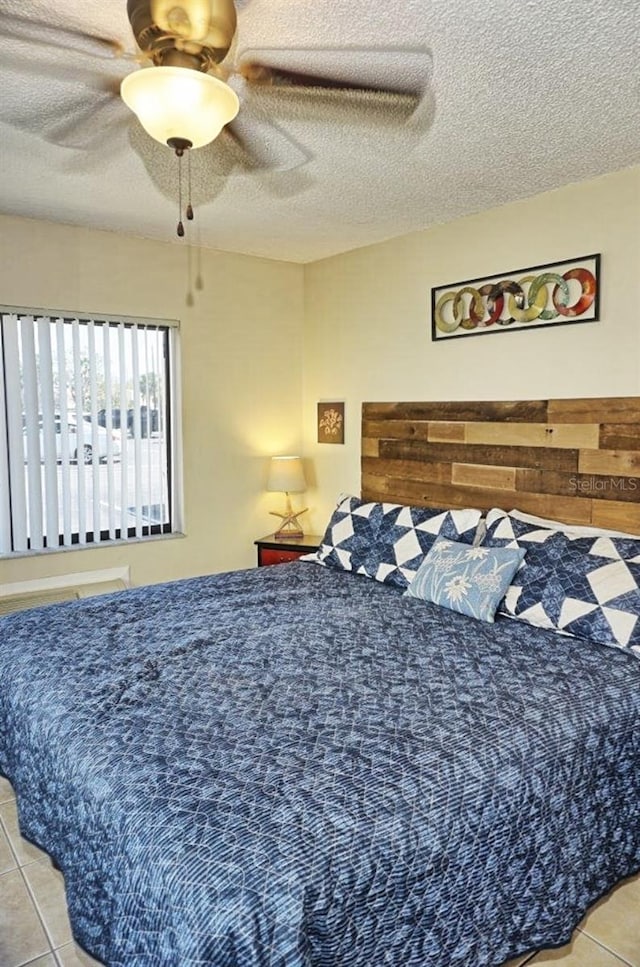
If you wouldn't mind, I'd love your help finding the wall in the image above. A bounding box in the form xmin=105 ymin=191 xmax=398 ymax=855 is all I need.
xmin=2 ymin=168 xmax=639 ymax=583
xmin=0 ymin=215 xmax=304 ymax=587
xmin=302 ymin=166 xmax=640 ymax=532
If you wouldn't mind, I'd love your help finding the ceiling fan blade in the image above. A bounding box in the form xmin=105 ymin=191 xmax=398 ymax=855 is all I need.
xmin=0 ymin=67 xmax=126 ymax=151
xmin=240 ymin=82 xmax=421 ymax=128
xmin=46 ymin=96 xmax=130 ymax=151
xmin=237 ymin=46 xmax=431 ymax=112
xmin=240 ymin=65 xmax=420 ymax=108
xmin=213 ymin=125 xmax=266 ymax=171
xmin=128 ymin=118 xmax=306 ymax=213
xmin=0 ymin=44 xmax=131 ymax=91
xmin=222 ymin=112 xmax=309 ymax=172
xmin=0 ymin=10 xmax=126 ymax=61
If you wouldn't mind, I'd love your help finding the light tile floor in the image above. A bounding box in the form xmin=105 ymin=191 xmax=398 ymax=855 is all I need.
xmin=0 ymin=775 xmax=638 ymax=967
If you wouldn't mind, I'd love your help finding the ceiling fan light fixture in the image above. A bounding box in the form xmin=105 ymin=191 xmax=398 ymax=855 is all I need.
xmin=121 ymin=66 xmax=239 ymax=150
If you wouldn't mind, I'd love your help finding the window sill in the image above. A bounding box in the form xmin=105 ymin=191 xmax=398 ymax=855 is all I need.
xmin=1 ymin=530 xmax=186 ymax=561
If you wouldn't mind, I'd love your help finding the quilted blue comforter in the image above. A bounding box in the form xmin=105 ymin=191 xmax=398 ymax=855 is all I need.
xmin=1 ymin=562 xmax=639 ymax=966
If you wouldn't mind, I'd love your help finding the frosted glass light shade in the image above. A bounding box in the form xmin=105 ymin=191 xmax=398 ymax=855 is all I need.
xmin=267 ymin=456 xmax=306 ymax=494
xmin=121 ymin=66 xmax=239 ymax=149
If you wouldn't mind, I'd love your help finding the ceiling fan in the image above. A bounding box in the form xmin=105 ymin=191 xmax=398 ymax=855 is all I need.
xmin=0 ymin=0 xmax=431 ymax=232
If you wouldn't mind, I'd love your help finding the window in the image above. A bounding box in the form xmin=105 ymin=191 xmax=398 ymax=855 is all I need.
xmin=0 ymin=309 xmax=181 ymax=555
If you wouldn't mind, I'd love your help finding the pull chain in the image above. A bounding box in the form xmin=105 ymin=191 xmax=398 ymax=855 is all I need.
xmin=177 ymin=151 xmax=185 ymax=237
xmin=186 ymin=150 xmax=194 ymax=222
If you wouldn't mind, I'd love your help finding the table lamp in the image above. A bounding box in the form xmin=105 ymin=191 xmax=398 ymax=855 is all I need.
xmin=267 ymin=456 xmax=308 ymax=538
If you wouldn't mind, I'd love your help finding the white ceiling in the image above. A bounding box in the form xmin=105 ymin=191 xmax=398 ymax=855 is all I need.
xmin=0 ymin=0 xmax=639 ymax=263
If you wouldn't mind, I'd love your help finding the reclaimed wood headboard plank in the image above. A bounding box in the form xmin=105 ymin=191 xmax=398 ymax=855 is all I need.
xmin=547 ymin=398 xmax=640 ymax=423
xmin=464 ymin=422 xmax=600 ymax=449
xmin=599 ymin=425 xmax=640 ymax=450
xmin=515 ymin=469 xmax=640 ymax=503
xmin=592 ymin=501 xmax=640 ymax=532
xmin=578 ymin=450 xmax=640 ymax=476
xmin=361 ymin=398 xmax=640 ymax=528
xmin=363 ymin=400 xmax=548 ymax=422
xmin=374 ymin=441 xmax=580 ymax=472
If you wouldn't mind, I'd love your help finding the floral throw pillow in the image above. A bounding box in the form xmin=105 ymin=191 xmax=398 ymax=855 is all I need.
xmin=404 ymin=537 xmax=526 ymax=623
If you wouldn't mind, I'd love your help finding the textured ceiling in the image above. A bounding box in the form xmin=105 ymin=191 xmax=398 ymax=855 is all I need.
xmin=0 ymin=0 xmax=639 ymax=263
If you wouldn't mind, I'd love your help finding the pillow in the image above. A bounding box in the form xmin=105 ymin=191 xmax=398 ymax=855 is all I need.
xmin=303 ymin=494 xmax=482 ymax=588
xmin=404 ymin=537 xmax=526 ymax=623
xmin=364 ymin=502 xmax=482 ymax=589
xmin=482 ymin=507 xmax=625 ymax=547
xmin=302 ymin=493 xmax=383 ymax=576
xmin=483 ymin=509 xmax=640 ymax=655
xmin=506 ymin=508 xmax=640 ymax=540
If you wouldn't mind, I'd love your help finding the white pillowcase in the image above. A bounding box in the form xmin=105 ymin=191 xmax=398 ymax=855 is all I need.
xmin=506 ymin=508 xmax=640 ymax=540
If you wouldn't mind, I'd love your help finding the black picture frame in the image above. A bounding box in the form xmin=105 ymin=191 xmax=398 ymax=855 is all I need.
xmin=431 ymin=253 xmax=600 ymax=342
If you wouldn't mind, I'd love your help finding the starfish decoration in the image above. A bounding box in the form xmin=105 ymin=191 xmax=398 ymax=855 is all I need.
xmin=270 ymin=496 xmax=308 ymax=539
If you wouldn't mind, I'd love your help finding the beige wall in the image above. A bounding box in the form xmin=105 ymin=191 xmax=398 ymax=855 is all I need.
xmin=302 ymin=167 xmax=640 ymax=533
xmin=2 ymin=168 xmax=639 ymax=583
xmin=0 ymin=215 xmax=304 ymax=587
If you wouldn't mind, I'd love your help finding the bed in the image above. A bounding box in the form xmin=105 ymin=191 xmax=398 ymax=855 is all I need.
xmin=1 ymin=396 xmax=639 ymax=967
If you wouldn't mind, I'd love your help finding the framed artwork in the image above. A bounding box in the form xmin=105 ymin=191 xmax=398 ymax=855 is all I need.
xmin=431 ymin=253 xmax=600 ymax=341
xmin=317 ymin=401 xmax=345 ymax=444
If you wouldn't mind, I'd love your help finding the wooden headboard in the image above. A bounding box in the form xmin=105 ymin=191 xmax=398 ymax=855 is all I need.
xmin=362 ymin=398 xmax=640 ymax=533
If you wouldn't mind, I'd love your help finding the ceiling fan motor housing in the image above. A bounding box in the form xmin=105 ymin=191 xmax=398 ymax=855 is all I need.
xmin=127 ymin=0 xmax=237 ymax=71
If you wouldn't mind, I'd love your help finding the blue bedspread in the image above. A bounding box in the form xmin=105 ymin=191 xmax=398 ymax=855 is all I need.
xmin=1 ymin=562 xmax=639 ymax=966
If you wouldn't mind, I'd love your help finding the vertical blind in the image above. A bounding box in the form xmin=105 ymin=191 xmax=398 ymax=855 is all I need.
xmin=0 ymin=311 xmax=178 ymax=556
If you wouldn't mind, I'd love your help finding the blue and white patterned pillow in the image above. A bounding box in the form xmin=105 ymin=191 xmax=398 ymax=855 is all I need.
xmin=302 ymin=494 xmax=384 ymax=576
xmin=303 ymin=495 xmax=482 ymax=588
xmin=364 ymin=502 xmax=482 ymax=589
xmin=483 ymin=508 xmax=640 ymax=655
xmin=404 ymin=537 xmax=526 ymax=622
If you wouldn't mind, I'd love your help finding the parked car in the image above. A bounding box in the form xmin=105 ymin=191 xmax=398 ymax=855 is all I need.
xmin=23 ymin=417 xmax=121 ymax=464
xmin=98 ymin=406 xmax=159 ymax=438
xmin=97 ymin=407 xmax=124 ymax=430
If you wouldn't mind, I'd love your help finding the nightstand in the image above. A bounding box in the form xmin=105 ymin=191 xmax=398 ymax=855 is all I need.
xmin=255 ymin=534 xmax=322 ymax=567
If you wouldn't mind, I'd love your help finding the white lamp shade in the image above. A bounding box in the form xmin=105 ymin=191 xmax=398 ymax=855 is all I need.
xmin=121 ymin=66 xmax=239 ymax=149
xmin=267 ymin=456 xmax=306 ymax=494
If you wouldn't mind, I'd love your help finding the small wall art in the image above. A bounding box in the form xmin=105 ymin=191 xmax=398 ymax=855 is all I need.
xmin=431 ymin=253 xmax=600 ymax=341
xmin=317 ymin=401 xmax=345 ymax=444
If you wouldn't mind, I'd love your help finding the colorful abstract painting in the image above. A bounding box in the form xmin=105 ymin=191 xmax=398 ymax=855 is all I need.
xmin=431 ymin=254 xmax=600 ymax=341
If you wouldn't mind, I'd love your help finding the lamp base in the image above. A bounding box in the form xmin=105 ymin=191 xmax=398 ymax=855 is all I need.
xmin=270 ymin=507 xmax=308 ymax=540
xmin=274 ymin=525 xmax=304 ymax=540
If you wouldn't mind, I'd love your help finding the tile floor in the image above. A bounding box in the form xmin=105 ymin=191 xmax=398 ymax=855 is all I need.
xmin=0 ymin=774 xmax=638 ymax=967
